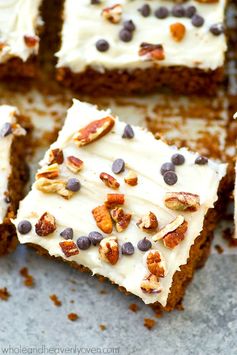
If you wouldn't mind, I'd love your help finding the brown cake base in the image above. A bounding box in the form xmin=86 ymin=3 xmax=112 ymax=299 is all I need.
xmin=0 ymin=57 xmax=37 ymax=80
xmin=56 ymin=65 xmax=224 ymax=96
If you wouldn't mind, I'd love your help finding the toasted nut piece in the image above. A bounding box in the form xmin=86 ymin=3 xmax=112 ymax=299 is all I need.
xmin=170 ymin=23 xmax=186 ymax=42
xmin=35 ymin=177 xmax=74 ymax=199
xmin=105 ymin=194 xmax=125 ymax=208
xmin=124 ymin=171 xmax=138 ymax=186
xmin=66 ymin=156 xmax=84 ymax=173
xmin=36 ymin=164 xmax=59 ymax=180
xmin=137 ymin=212 xmax=158 ymax=233
xmin=140 ymin=274 xmax=162 ymax=294
xmin=99 ymin=236 xmax=119 ymax=265
xmin=164 ymin=192 xmax=200 ymax=212
xmin=163 ymin=221 xmax=188 ymax=249
xmin=110 ymin=207 xmax=131 ymax=232
xmin=35 ymin=212 xmax=56 ymax=236
xmin=24 ymin=35 xmax=39 ymax=47
xmin=59 ymin=241 xmax=79 ymax=257
xmin=92 ymin=205 xmax=113 ymax=234
xmin=101 ymin=4 xmax=122 ymax=24
xmin=100 ymin=172 xmax=120 ymax=190
xmin=73 ymin=116 xmax=115 ymax=147
xmin=146 ymin=251 xmax=166 ymax=278
xmin=153 ymin=215 xmax=185 ymax=241
xmin=139 ymin=43 xmax=165 ymax=60
xmin=48 ymin=149 xmax=64 ymax=165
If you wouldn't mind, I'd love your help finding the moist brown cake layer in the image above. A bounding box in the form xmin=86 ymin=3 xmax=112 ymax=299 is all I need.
xmin=0 ymin=57 xmax=37 ymax=79
xmin=56 ymin=65 xmax=224 ymax=96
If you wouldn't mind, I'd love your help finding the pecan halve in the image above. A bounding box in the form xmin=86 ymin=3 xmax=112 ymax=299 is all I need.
xmin=137 ymin=212 xmax=158 ymax=233
xmin=146 ymin=251 xmax=166 ymax=278
xmin=153 ymin=215 xmax=185 ymax=241
xmin=124 ymin=170 xmax=138 ymax=186
xmin=110 ymin=207 xmax=131 ymax=232
xmin=59 ymin=241 xmax=79 ymax=257
xmin=105 ymin=194 xmax=125 ymax=208
xmin=99 ymin=236 xmax=119 ymax=265
xmin=170 ymin=22 xmax=186 ymax=42
xmin=163 ymin=220 xmax=188 ymax=249
xmin=164 ymin=192 xmax=200 ymax=212
xmin=141 ymin=274 xmax=162 ymax=294
xmin=92 ymin=205 xmax=113 ymax=234
xmin=36 ymin=163 xmax=59 ymax=180
xmin=100 ymin=172 xmax=120 ymax=190
xmin=101 ymin=4 xmax=122 ymax=24
xmin=66 ymin=156 xmax=84 ymax=173
xmin=35 ymin=177 xmax=74 ymax=199
xmin=139 ymin=43 xmax=165 ymax=61
xmin=73 ymin=116 xmax=115 ymax=147
xmin=35 ymin=212 xmax=56 ymax=236
xmin=48 ymin=149 xmax=64 ymax=165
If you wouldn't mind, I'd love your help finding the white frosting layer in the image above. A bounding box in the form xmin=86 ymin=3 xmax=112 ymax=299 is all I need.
xmin=56 ymin=0 xmax=227 ymax=72
xmin=0 ymin=105 xmax=18 ymax=223
xmin=0 ymin=0 xmax=42 ymax=63
xmin=14 ymin=99 xmax=227 ymax=306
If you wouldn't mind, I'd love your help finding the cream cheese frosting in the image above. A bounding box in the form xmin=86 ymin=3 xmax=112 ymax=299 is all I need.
xmin=14 ymin=99 xmax=226 ymax=306
xmin=0 ymin=0 xmax=42 ymax=63
xmin=56 ymin=0 xmax=227 ymax=73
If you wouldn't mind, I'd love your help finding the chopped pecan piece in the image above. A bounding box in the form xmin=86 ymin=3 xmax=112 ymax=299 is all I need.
xmin=36 ymin=163 xmax=59 ymax=180
xmin=92 ymin=205 xmax=113 ymax=234
xmin=153 ymin=216 xmax=188 ymax=249
xmin=124 ymin=171 xmax=138 ymax=186
xmin=146 ymin=251 xmax=166 ymax=278
xmin=59 ymin=241 xmax=79 ymax=257
xmin=164 ymin=192 xmax=200 ymax=212
xmin=48 ymin=149 xmax=64 ymax=165
xmin=35 ymin=212 xmax=56 ymax=237
xmin=105 ymin=194 xmax=125 ymax=208
xmin=170 ymin=23 xmax=186 ymax=42
xmin=141 ymin=274 xmax=162 ymax=294
xmin=73 ymin=116 xmax=115 ymax=147
xmin=99 ymin=236 xmax=119 ymax=265
xmin=137 ymin=212 xmax=158 ymax=233
xmin=101 ymin=4 xmax=122 ymax=24
xmin=110 ymin=207 xmax=131 ymax=232
xmin=139 ymin=43 xmax=165 ymax=61
xmin=35 ymin=177 xmax=74 ymax=199
xmin=24 ymin=35 xmax=39 ymax=47
xmin=100 ymin=172 xmax=120 ymax=190
xmin=66 ymin=156 xmax=84 ymax=173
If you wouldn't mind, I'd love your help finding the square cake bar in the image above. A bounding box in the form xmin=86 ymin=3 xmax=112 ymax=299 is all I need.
xmin=56 ymin=0 xmax=227 ymax=96
xmin=0 ymin=0 xmax=42 ymax=79
xmin=0 ymin=105 xmax=28 ymax=256
xmin=14 ymin=99 xmax=227 ymax=310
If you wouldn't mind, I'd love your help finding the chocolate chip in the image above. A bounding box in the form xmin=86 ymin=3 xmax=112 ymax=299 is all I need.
xmin=0 ymin=122 xmax=12 ymax=137
xmin=171 ymin=153 xmax=185 ymax=166
xmin=121 ymin=242 xmax=135 ymax=255
xmin=155 ymin=7 xmax=169 ymax=19
xmin=60 ymin=227 xmax=73 ymax=240
xmin=119 ymin=29 xmax=133 ymax=42
xmin=66 ymin=178 xmax=81 ymax=192
xmin=123 ymin=20 xmax=136 ymax=32
xmin=160 ymin=162 xmax=175 ymax=176
xmin=17 ymin=220 xmax=32 ymax=234
xmin=191 ymin=14 xmax=204 ymax=27
xmin=195 ymin=156 xmax=208 ymax=165
xmin=137 ymin=237 xmax=152 ymax=252
xmin=163 ymin=171 xmax=178 ymax=185
xmin=122 ymin=124 xmax=134 ymax=139
xmin=88 ymin=231 xmax=103 ymax=246
xmin=172 ymin=5 xmax=185 ymax=17
xmin=77 ymin=236 xmax=91 ymax=250
xmin=138 ymin=4 xmax=151 ymax=17
xmin=210 ymin=23 xmax=224 ymax=36
xmin=96 ymin=39 xmax=109 ymax=52
xmin=185 ymin=6 xmax=196 ymax=18
xmin=112 ymin=159 xmax=125 ymax=174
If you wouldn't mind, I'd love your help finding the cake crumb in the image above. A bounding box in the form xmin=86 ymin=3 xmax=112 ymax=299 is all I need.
xmin=100 ymin=289 xmax=108 ymax=295
xmin=144 ymin=318 xmax=156 ymax=330
xmin=215 ymin=244 xmax=224 ymax=254
xmin=99 ymin=324 xmax=106 ymax=331
xmin=0 ymin=287 xmax=10 ymax=301
xmin=67 ymin=312 xmax=79 ymax=321
xmin=19 ymin=267 xmax=35 ymax=287
xmin=129 ymin=303 xmax=139 ymax=313
xmin=49 ymin=294 xmax=62 ymax=307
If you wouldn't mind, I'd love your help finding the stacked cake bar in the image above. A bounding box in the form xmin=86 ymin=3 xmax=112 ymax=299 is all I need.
xmin=56 ymin=0 xmax=227 ymax=95
xmin=0 ymin=0 xmax=42 ymax=78
xmin=0 ymin=105 xmax=28 ymax=256
xmin=14 ymin=99 xmax=227 ymax=310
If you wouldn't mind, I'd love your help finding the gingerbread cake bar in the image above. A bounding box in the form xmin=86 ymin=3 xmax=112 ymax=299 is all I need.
xmin=13 ymin=99 xmax=227 ymax=310
xmin=56 ymin=0 xmax=227 ymax=96
xmin=0 ymin=0 xmax=43 ymax=79
xmin=0 ymin=105 xmax=28 ymax=256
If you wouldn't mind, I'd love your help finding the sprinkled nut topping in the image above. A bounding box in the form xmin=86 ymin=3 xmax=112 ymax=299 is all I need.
xmin=100 ymin=172 xmax=120 ymax=189
xmin=112 ymin=159 xmax=125 ymax=174
xmin=102 ymin=4 xmax=122 ymax=24
xmin=96 ymin=39 xmax=110 ymax=52
xmin=24 ymin=35 xmax=38 ymax=47
xmin=35 ymin=212 xmax=56 ymax=237
xmin=59 ymin=241 xmax=79 ymax=257
xmin=88 ymin=231 xmax=104 ymax=246
xmin=191 ymin=14 xmax=204 ymax=27
xmin=155 ymin=7 xmax=169 ymax=19
xmin=171 ymin=153 xmax=185 ymax=166
xmin=141 ymin=274 xmax=162 ymax=294
xmin=164 ymin=192 xmax=200 ymax=212
xmin=48 ymin=149 xmax=64 ymax=165
xmin=139 ymin=43 xmax=165 ymax=60
xmin=160 ymin=162 xmax=175 ymax=176
xmin=170 ymin=22 xmax=186 ymax=42
xmin=153 ymin=216 xmax=188 ymax=249
xmin=146 ymin=251 xmax=166 ymax=278
xmin=138 ymin=4 xmax=151 ymax=17
xmin=122 ymin=124 xmax=134 ymax=139
xmin=163 ymin=171 xmax=178 ymax=186
xmin=137 ymin=237 xmax=152 ymax=252
xmin=66 ymin=156 xmax=84 ymax=173
xmin=0 ymin=122 xmax=12 ymax=137
xmin=17 ymin=220 xmax=32 ymax=235
xmin=92 ymin=205 xmax=113 ymax=234
xmin=105 ymin=193 xmax=125 ymax=208
xmin=66 ymin=178 xmax=81 ymax=192
xmin=77 ymin=236 xmax=91 ymax=250
xmin=35 ymin=178 xmax=74 ymax=199
xmin=36 ymin=163 xmax=59 ymax=180
xmin=195 ymin=156 xmax=208 ymax=165
xmin=137 ymin=212 xmax=158 ymax=233
xmin=99 ymin=236 xmax=119 ymax=265
xmin=121 ymin=242 xmax=135 ymax=256
xmin=110 ymin=207 xmax=131 ymax=232
xmin=124 ymin=170 xmax=138 ymax=186
xmin=60 ymin=228 xmax=73 ymax=240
